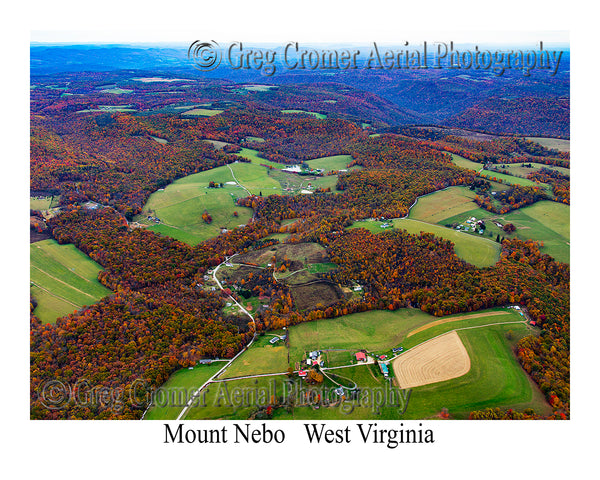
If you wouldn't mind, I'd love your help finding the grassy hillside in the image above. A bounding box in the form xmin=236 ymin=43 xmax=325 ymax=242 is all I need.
xmin=440 ymin=200 xmax=569 ymax=263
xmin=305 ymin=155 xmax=354 ymax=171
xmin=407 ymin=184 xmax=570 ymax=264
xmin=500 ymin=162 xmax=569 ymax=178
xmin=281 ymin=109 xmax=327 ymax=119
xmin=30 ymin=196 xmax=57 ymax=210
xmin=30 ymin=239 xmax=112 ymax=324
xmin=349 ymin=217 xmax=501 ymax=267
xmin=451 ymin=154 xmax=554 ymax=191
xmin=144 ymin=362 xmax=225 ymax=420
xmin=179 ymin=307 xmax=548 ymax=420
xmin=401 ymin=323 xmax=551 ymax=419
xmin=409 ymin=186 xmax=478 ymax=224
xmin=526 ymin=136 xmax=570 ymax=152
xmin=136 ymin=162 xmax=280 ymax=245
xmin=235 ymin=148 xmax=286 ymax=169
xmin=220 ymin=333 xmax=289 ymax=379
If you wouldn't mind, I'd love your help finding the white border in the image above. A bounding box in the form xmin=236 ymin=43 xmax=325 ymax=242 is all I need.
xmin=4 ymin=0 xmax=598 ymax=477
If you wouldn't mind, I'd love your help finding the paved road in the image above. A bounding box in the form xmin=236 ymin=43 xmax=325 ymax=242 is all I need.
xmin=172 ymin=256 xmax=258 ymax=420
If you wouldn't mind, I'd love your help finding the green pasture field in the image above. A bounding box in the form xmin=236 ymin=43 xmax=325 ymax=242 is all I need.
xmin=136 ymin=162 xmax=281 ymax=245
xmin=30 ymin=196 xmax=53 ymax=210
xmin=450 ymin=154 xmax=552 ymax=191
xmin=450 ymin=154 xmax=483 ymax=171
xmin=172 ymin=103 xmax=210 ymax=110
xmin=526 ymin=136 xmax=570 ymax=152
xmin=322 ymin=350 xmax=355 ymax=368
xmin=289 ymin=308 xmax=435 ymax=362
xmin=499 ymin=162 xmax=569 ymax=178
xmin=272 ymin=363 xmax=411 ymax=420
xmin=394 ymin=218 xmax=501 ymax=267
xmin=182 ymin=108 xmax=223 ymax=116
xmin=306 ymin=262 xmax=338 ymax=274
xmin=289 ymin=307 xmax=523 ymax=363
xmin=29 ymin=285 xmax=79 ymax=325
xmin=287 ymin=310 xmax=545 ymax=419
xmin=220 ymin=334 xmax=289 ymax=379
xmin=78 ymin=107 xmax=136 ymax=113
xmin=268 ymin=169 xmax=339 ymax=194
xmin=409 ymin=187 xmax=478 ymax=224
xmin=183 ymin=375 xmax=290 ymax=420
xmin=228 ymin=162 xmax=282 ymax=195
xmin=234 ymin=148 xmax=285 ymax=169
xmin=305 ymin=155 xmax=354 ymax=172
xmin=146 ymin=225 xmax=205 ymax=246
xmin=281 ymin=109 xmax=327 ymax=119
xmin=478 ymin=169 xmax=549 ymax=189
xmin=439 ymin=200 xmax=570 ymax=263
xmin=100 ymin=88 xmax=133 ymax=94
xmin=400 ymin=308 xmax=525 ymax=350
xmin=442 ymin=156 xmax=507 ymax=191
xmin=175 ymin=307 xmax=547 ymax=420
xmin=349 ymin=217 xmax=501 ymax=267
xmin=30 ymin=239 xmax=112 ymax=324
xmin=144 ymin=362 xmax=225 ymax=420
xmin=309 ymin=174 xmax=340 ymax=191
xmin=242 ymin=85 xmax=276 ymax=92
xmin=182 ymin=367 xmax=391 ymax=421
xmin=401 ymin=323 xmax=551 ymax=419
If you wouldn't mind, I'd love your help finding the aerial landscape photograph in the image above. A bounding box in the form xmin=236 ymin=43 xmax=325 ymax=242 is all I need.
xmin=13 ymin=0 xmax=598 ymax=476
xmin=29 ymin=35 xmax=571 ymax=422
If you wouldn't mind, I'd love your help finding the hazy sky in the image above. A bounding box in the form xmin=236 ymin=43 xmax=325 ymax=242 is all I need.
xmin=31 ymin=30 xmax=569 ymax=47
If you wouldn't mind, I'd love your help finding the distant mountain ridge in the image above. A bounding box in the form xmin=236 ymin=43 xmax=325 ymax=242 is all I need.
xmin=31 ymin=44 xmax=570 ymax=136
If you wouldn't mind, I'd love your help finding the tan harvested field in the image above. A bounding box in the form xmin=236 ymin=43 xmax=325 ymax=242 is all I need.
xmin=203 ymin=139 xmax=230 ymax=150
xmin=407 ymin=310 xmax=511 ymax=337
xmin=409 ymin=186 xmax=477 ymax=224
xmin=526 ymin=136 xmax=570 ymax=152
xmin=393 ymin=331 xmax=471 ymax=388
xmin=290 ymin=282 xmax=342 ymax=310
xmin=183 ymin=108 xmax=223 ymax=117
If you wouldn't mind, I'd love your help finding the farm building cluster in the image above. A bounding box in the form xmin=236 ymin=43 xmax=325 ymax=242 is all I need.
xmin=455 ymin=216 xmax=486 ymax=234
xmin=280 ymin=164 xmax=324 ymax=176
xmin=294 ymin=342 xmax=406 ymax=384
xmin=305 ymin=350 xmax=325 ymax=367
